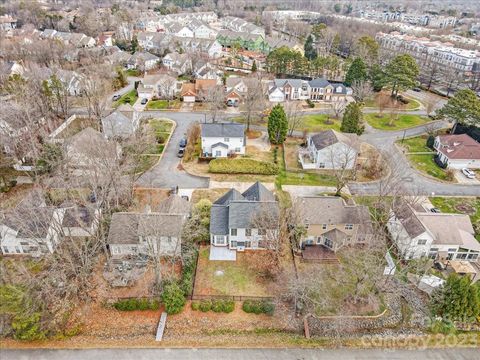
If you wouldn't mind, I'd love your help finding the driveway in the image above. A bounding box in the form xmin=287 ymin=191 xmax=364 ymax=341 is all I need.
xmin=135 ymin=111 xmax=209 ymax=189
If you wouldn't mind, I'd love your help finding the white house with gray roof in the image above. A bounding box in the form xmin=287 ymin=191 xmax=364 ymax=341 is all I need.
xmin=268 ymin=79 xmax=310 ymax=101
xmin=101 ymin=108 xmax=140 ymax=139
xmin=387 ymin=201 xmax=480 ymax=262
xmin=201 ymin=123 xmax=246 ymax=158
xmin=210 ymin=182 xmax=279 ymax=259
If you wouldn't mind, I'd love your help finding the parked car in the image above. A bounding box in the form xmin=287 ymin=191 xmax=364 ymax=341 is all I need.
xmin=141 ymin=98 xmax=148 ymax=105
xmin=112 ymin=94 xmax=121 ymax=101
xmin=430 ymin=208 xmax=441 ymax=213
xmin=412 ymin=87 xmax=422 ymax=92
xmin=177 ymin=148 xmax=185 ymax=158
xmin=179 ymin=138 xmax=187 ymax=148
xmin=461 ymin=168 xmax=476 ymax=179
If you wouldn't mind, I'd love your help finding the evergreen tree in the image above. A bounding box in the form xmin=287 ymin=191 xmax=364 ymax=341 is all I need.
xmin=439 ymin=89 xmax=480 ymax=131
xmin=369 ymin=63 xmax=385 ymax=92
xmin=384 ymin=54 xmax=419 ymax=97
xmin=251 ymin=60 xmax=257 ymax=72
xmin=304 ymin=34 xmax=317 ymax=61
xmin=341 ymin=102 xmax=364 ymax=135
xmin=344 ymin=57 xmax=368 ymax=86
xmin=430 ymin=274 xmax=480 ymax=323
xmin=267 ymin=104 xmax=288 ymax=144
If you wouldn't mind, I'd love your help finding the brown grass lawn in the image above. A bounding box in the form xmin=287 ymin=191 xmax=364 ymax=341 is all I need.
xmin=244 ymin=145 xmax=273 ymax=163
xmin=191 ymin=188 xmax=229 ymax=204
xmin=355 ymin=143 xmax=389 ymax=182
xmin=284 ymin=138 xmax=304 ymax=171
xmin=193 ymin=247 xmax=270 ymax=297
xmin=132 ymin=188 xmax=170 ymax=211
xmin=246 ymin=130 xmax=262 ymax=139
xmin=0 ymin=184 xmax=33 ymax=210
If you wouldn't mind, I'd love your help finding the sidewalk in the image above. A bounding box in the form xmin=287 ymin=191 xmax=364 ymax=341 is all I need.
xmin=282 ymin=185 xmax=349 ymax=197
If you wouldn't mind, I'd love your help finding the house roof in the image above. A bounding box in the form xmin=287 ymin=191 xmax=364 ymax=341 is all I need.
xmin=195 ymin=79 xmax=217 ymax=92
xmin=210 ymin=182 xmax=278 ymax=235
xmin=436 ymin=134 xmax=480 ymax=160
xmin=274 ymin=78 xmax=307 ymax=88
xmin=180 ymin=82 xmax=196 ymax=96
xmin=62 ymin=205 xmax=96 ymax=228
xmin=107 ymin=212 xmax=185 ymax=245
xmin=393 ymin=201 xmax=427 ymax=238
xmin=309 ymin=77 xmax=331 ymax=88
xmin=299 ymin=197 xmax=372 ymax=227
xmin=102 ymin=110 xmax=135 ymax=138
xmin=201 ymin=123 xmax=245 ymax=138
xmin=309 ymin=130 xmax=359 ymax=151
xmin=2 ymin=207 xmax=57 ymax=238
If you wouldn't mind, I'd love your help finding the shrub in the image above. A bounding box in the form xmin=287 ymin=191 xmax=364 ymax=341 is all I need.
xmin=209 ymin=158 xmax=279 ymax=175
xmin=426 ymin=135 xmax=435 ymax=149
xmin=273 ymin=147 xmax=278 ymax=164
xmin=222 ymin=300 xmax=235 ymax=313
xmin=113 ymin=298 xmax=160 ymax=311
xmin=211 ymin=300 xmax=224 ymax=313
xmin=306 ymin=99 xmax=315 ymax=108
xmin=199 ymin=299 xmax=212 ymax=312
xmin=445 ymin=169 xmax=455 ymax=182
xmin=191 ymin=301 xmax=200 ymax=311
xmin=161 ymin=283 xmax=186 ymax=315
xmin=180 ymin=250 xmax=198 ymax=297
xmin=242 ymin=300 xmax=275 ymax=315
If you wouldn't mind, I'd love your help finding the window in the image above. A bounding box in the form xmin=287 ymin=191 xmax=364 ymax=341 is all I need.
xmin=322 ymin=224 xmax=327 ymax=230
xmin=215 ymin=235 xmax=226 ymax=245
xmin=467 ymin=254 xmax=478 ymax=260
xmin=3 ymin=247 xmax=9 ymax=254
xmin=316 ymin=237 xmax=322 ymax=244
xmin=456 ymin=253 xmax=467 ymax=260
xmin=245 ymin=241 xmax=252 ymax=248
xmin=324 ymin=238 xmax=333 ymax=248
xmin=15 ymin=246 xmax=21 ymax=253
xmin=230 ymin=228 xmax=237 ymax=236
xmin=224 ymin=137 xmax=229 ymax=142
xmin=245 ymin=229 xmax=251 ymax=236
xmin=258 ymin=229 xmax=266 ymax=235
xmin=345 ymin=224 xmax=353 ymax=230
xmin=235 ymin=147 xmax=241 ymax=153
xmin=230 ymin=241 xmax=237 ymax=248
xmin=417 ymin=239 xmax=427 ymax=245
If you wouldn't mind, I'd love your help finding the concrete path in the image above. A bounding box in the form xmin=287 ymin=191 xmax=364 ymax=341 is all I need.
xmin=2 ymin=348 xmax=478 ymax=360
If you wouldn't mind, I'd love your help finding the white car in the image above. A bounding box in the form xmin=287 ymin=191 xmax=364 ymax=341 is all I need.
xmin=461 ymin=168 xmax=476 ymax=179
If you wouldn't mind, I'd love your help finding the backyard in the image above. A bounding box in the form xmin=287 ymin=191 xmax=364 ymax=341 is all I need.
xmin=193 ymin=247 xmax=270 ymax=297
xmin=429 ymin=197 xmax=480 ymax=240
xmin=364 ymin=113 xmax=430 ymax=130
xmin=114 ymin=89 xmax=138 ymax=107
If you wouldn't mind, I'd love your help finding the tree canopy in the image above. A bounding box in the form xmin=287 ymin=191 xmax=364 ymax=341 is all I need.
xmin=304 ymin=34 xmax=317 ymax=61
xmin=438 ymin=89 xmax=480 ymax=128
xmin=267 ymin=104 xmax=288 ymax=145
xmin=344 ymin=57 xmax=368 ymax=87
xmin=341 ymin=102 xmax=364 ymax=135
xmin=384 ymin=54 xmax=419 ymax=97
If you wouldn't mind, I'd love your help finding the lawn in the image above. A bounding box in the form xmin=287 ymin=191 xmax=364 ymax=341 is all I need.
xmin=429 ymin=197 xmax=480 ymax=240
xmin=146 ymin=99 xmax=181 ymax=110
xmin=364 ymin=92 xmax=422 ymax=110
xmin=193 ymin=247 xmax=269 ymax=297
xmin=114 ymin=89 xmax=138 ymax=107
xmin=146 ymin=119 xmax=173 ymax=154
xmin=406 ymin=154 xmax=450 ymax=181
xmin=364 ymin=113 xmax=430 ymax=130
xmin=399 ymin=135 xmax=432 ymax=153
xmin=125 ymin=69 xmax=141 ymax=77
xmin=299 ymin=114 xmax=341 ymax=132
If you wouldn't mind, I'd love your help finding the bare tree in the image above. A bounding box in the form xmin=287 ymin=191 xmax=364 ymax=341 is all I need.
xmin=285 ymin=101 xmax=303 ymax=136
xmin=351 ymin=80 xmax=373 ymax=103
xmin=329 ymin=137 xmax=360 ymax=195
xmin=204 ymin=85 xmax=226 ymax=123
xmin=80 ymin=69 xmax=112 ymax=121
xmin=424 ymin=97 xmax=438 ymax=117
xmin=242 ymin=77 xmax=265 ymax=132
xmin=330 ymin=97 xmax=347 ymax=119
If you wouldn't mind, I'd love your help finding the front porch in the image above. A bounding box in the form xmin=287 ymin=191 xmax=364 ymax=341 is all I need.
xmin=302 ymin=245 xmax=339 ymax=264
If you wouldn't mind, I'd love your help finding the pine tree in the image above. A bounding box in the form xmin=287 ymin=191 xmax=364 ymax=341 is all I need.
xmin=304 ymin=34 xmax=317 ymax=61
xmin=251 ymin=60 xmax=257 ymax=72
xmin=340 ymin=102 xmax=364 ymax=135
xmin=344 ymin=57 xmax=368 ymax=87
xmin=267 ymin=104 xmax=288 ymax=145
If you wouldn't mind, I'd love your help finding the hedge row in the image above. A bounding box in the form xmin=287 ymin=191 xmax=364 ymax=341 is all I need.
xmin=209 ymin=158 xmax=279 ymax=175
xmin=113 ymin=298 xmax=160 ymax=311
xmin=180 ymin=249 xmax=198 ymax=297
xmin=191 ymin=299 xmax=235 ymax=313
xmin=242 ymin=300 xmax=275 ymax=315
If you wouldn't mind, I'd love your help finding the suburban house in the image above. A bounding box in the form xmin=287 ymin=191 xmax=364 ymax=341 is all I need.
xmin=216 ymin=30 xmax=268 ymax=53
xmin=299 ymin=130 xmax=360 ymax=169
xmin=101 ymin=107 xmax=140 ymax=139
xmin=387 ymin=201 xmax=480 ymax=262
xmin=308 ymin=78 xmax=349 ymax=102
xmin=40 ymin=29 xmax=96 ymax=48
xmin=193 ymin=60 xmax=222 ymax=81
xmin=171 ymin=36 xmax=223 ymax=59
xmin=180 ymin=79 xmax=217 ymax=102
xmin=201 ymin=123 xmax=246 ymax=157
xmin=166 ymin=22 xmax=194 ymax=38
xmin=162 ymin=51 xmax=192 ymax=74
xmin=127 ymin=51 xmax=160 ymax=71
xmin=296 ymin=197 xmax=373 ymax=257
xmin=60 ymin=204 xmax=101 ymax=238
xmin=269 ymin=79 xmax=310 ymax=101
xmin=0 ymin=14 xmax=17 ymax=31
xmin=137 ymin=31 xmax=171 ymax=54
xmin=64 ymin=127 xmax=122 ymax=169
xmin=433 ymin=134 xmax=480 ymax=169
xmin=167 ymin=18 xmax=217 ymax=39
xmin=209 ymin=182 xmax=279 ymax=260
xmin=107 ymin=195 xmax=191 ymax=257
xmin=137 ymin=74 xmax=179 ymax=100
xmin=268 ymin=86 xmax=287 ymax=103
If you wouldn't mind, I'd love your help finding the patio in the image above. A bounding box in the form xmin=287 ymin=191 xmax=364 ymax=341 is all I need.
xmin=209 ymin=246 xmax=237 ymax=261
xmin=302 ymin=245 xmax=339 ymax=263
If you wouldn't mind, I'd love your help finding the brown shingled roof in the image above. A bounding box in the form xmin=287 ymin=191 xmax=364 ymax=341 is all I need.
xmin=436 ymin=134 xmax=480 ymax=160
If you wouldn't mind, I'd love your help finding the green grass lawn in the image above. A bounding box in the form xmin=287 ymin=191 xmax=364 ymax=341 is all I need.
xmin=407 ymin=154 xmax=449 ymax=181
xmin=429 ymin=197 xmax=480 ymax=241
xmin=365 ymin=113 xmax=430 ymax=130
xmin=115 ymin=89 xmax=138 ymax=107
xmin=146 ymin=99 xmax=181 ymax=110
xmin=194 ymin=247 xmax=268 ymax=297
xmin=364 ymin=97 xmax=421 ymax=110
xmin=299 ymin=114 xmax=341 ymax=132
xmin=398 ymin=135 xmax=433 ymax=153
xmin=125 ymin=69 xmax=141 ymax=77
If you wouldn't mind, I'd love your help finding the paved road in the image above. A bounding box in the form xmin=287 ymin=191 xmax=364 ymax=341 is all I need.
xmin=135 ymin=111 xmax=210 ymax=189
xmin=349 ymin=121 xmax=480 ymax=196
xmin=2 ymin=348 xmax=478 ymax=360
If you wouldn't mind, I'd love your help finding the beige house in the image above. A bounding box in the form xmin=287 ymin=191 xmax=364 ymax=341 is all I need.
xmin=296 ymin=197 xmax=372 ymax=255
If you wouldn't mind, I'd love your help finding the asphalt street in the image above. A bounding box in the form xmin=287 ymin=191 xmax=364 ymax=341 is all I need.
xmin=2 ymin=348 xmax=478 ymax=360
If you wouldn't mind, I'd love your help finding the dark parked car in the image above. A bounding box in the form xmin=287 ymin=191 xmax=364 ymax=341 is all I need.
xmin=430 ymin=208 xmax=441 ymax=213
xmin=412 ymin=87 xmax=422 ymax=92
xmin=177 ymin=148 xmax=185 ymax=158
xmin=112 ymin=94 xmax=121 ymax=101
xmin=179 ymin=138 xmax=187 ymax=148
xmin=141 ymin=98 xmax=148 ymax=105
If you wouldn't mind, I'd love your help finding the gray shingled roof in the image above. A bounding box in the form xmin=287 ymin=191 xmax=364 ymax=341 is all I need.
xmin=2 ymin=207 xmax=56 ymax=238
xmin=156 ymin=195 xmax=192 ymax=215
xmin=242 ymin=182 xmax=275 ymax=202
xmin=201 ymin=123 xmax=245 ymax=138
xmin=309 ymin=130 xmax=359 ymax=151
xmin=309 ymin=77 xmax=330 ymax=88
xmin=228 ymin=201 xmax=279 ymax=229
xmin=213 ymin=188 xmax=244 ymax=205
xmin=102 ymin=110 xmax=135 ymax=138
xmin=393 ymin=202 xmax=426 ymax=238
xmin=210 ymin=205 xmax=229 ymax=235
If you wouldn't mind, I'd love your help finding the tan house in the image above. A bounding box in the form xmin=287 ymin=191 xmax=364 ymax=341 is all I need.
xmin=296 ymin=196 xmax=372 ymax=256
